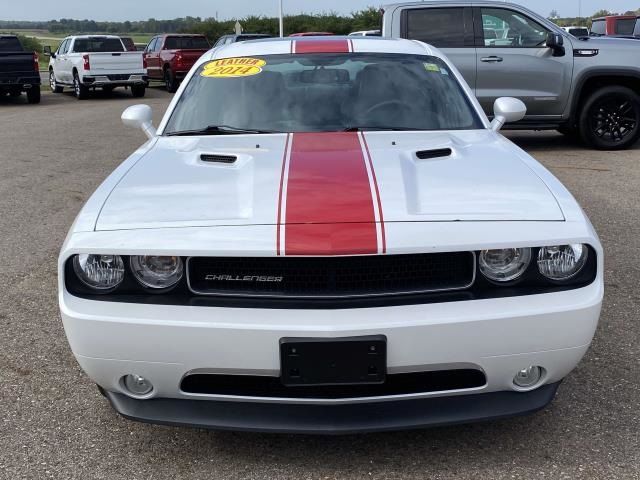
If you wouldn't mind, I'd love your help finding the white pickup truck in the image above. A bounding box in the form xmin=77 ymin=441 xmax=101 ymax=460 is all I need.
xmin=46 ymin=35 xmax=147 ymax=99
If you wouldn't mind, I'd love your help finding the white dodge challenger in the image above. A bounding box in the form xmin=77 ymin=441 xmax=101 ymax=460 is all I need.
xmin=59 ymin=37 xmax=603 ymax=434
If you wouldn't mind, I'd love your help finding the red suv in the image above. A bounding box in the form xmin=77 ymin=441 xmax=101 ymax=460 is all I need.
xmin=144 ymin=34 xmax=210 ymax=92
xmin=590 ymin=15 xmax=637 ymax=36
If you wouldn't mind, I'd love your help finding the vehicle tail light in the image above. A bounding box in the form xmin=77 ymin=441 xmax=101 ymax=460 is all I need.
xmin=33 ymin=52 xmax=39 ymax=71
xmin=83 ymin=54 xmax=90 ymax=70
xmin=143 ymin=55 xmax=148 ymax=69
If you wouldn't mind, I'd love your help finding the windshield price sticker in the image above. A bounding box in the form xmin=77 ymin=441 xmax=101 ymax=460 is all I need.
xmin=201 ymin=58 xmax=267 ymax=78
xmin=424 ymin=63 xmax=441 ymax=73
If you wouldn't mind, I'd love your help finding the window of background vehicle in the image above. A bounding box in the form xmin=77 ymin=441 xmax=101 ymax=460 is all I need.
xmin=405 ymin=8 xmax=466 ymax=48
xmin=165 ymin=53 xmax=484 ymax=135
xmin=59 ymin=39 xmax=70 ymax=54
xmin=568 ymin=28 xmax=589 ymax=37
xmin=634 ymin=20 xmax=640 ymax=36
xmin=121 ymin=37 xmax=136 ymax=51
xmin=145 ymin=38 xmax=157 ymax=53
xmin=164 ymin=36 xmax=210 ymax=50
xmin=480 ymin=8 xmax=548 ymax=47
xmin=615 ymin=18 xmax=636 ymax=35
xmin=72 ymin=38 xmax=125 ymax=53
xmin=590 ymin=19 xmax=606 ymax=36
xmin=0 ymin=37 xmax=23 ymax=52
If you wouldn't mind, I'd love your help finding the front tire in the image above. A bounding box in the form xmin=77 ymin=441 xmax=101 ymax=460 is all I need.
xmin=73 ymin=73 xmax=88 ymax=100
xmin=164 ymin=68 xmax=178 ymax=93
xmin=49 ymin=70 xmax=63 ymax=93
xmin=579 ymin=86 xmax=640 ymax=150
xmin=26 ymin=88 xmax=41 ymax=104
xmin=131 ymin=84 xmax=146 ymax=98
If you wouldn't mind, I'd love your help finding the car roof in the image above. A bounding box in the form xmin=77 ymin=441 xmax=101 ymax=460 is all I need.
xmin=206 ymin=36 xmax=437 ymax=59
xmin=69 ymin=35 xmax=122 ymax=39
xmin=161 ymin=33 xmax=207 ymax=37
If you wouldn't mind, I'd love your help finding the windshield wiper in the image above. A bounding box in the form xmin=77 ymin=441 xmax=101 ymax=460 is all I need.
xmin=166 ymin=125 xmax=282 ymax=136
xmin=342 ymin=126 xmax=425 ymax=132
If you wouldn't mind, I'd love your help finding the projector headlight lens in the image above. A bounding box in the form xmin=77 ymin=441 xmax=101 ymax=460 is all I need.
xmin=130 ymin=256 xmax=184 ymax=289
xmin=479 ymin=248 xmax=532 ymax=282
xmin=73 ymin=254 xmax=125 ymax=291
xmin=537 ymin=244 xmax=588 ymax=281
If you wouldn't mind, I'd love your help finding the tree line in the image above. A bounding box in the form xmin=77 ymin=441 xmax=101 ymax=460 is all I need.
xmin=550 ymin=8 xmax=640 ymax=26
xmin=2 ymin=6 xmax=639 ymax=40
xmin=0 ymin=9 xmax=381 ymax=37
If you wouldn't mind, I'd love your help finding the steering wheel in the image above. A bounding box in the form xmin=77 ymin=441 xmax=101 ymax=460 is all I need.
xmin=364 ymin=100 xmax=415 ymax=117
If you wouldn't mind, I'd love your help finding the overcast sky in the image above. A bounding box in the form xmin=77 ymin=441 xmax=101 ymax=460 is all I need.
xmin=2 ymin=0 xmax=638 ymax=22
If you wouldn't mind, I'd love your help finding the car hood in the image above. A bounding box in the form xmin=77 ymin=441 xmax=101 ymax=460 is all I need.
xmin=95 ymin=130 xmax=564 ymax=231
xmin=572 ymin=36 xmax=640 ymax=49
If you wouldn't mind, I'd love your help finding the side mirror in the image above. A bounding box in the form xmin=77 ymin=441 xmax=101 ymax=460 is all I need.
xmin=122 ymin=104 xmax=156 ymax=139
xmin=546 ymin=32 xmax=565 ymax=57
xmin=43 ymin=45 xmax=52 ymax=56
xmin=491 ymin=97 xmax=527 ymax=132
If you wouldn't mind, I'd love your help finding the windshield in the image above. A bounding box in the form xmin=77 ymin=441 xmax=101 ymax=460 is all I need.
xmin=165 ymin=36 xmax=210 ymax=49
xmin=165 ymin=53 xmax=483 ymax=135
xmin=73 ymin=38 xmax=124 ymax=53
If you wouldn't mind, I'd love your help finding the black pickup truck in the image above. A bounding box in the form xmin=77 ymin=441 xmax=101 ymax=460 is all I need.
xmin=0 ymin=35 xmax=41 ymax=104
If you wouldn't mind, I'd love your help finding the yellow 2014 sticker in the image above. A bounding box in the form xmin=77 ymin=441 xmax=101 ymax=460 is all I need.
xmin=201 ymin=58 xmax=267 ymax=78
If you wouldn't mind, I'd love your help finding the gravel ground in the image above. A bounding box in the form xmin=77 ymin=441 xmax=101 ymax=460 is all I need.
xmin=0 ymin=88 xmax=638 ymax=480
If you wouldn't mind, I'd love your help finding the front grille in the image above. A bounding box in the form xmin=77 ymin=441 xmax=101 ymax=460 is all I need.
xmin=181 ymin=369 xmax=487 ymax=399
xmin=187 ymin=253 xmax=475 ymax=299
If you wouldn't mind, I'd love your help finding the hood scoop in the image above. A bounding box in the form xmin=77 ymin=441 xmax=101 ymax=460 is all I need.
xmin=415 ymin=148 xmax=452 ymax=160
xmin=200 ymin=153 xmax=238 ymax=164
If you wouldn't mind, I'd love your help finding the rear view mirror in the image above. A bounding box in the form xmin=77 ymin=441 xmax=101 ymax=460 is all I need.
xmin=491 ymin=97 xmax=527 ymax=131
xmin=546 ymin=32 xmax=565 ymax=57
xmin=122 ymin=104 xmax=156 ymax=139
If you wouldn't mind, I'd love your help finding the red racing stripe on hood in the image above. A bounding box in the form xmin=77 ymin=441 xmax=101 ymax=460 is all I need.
xmin=292 ymin=38 xmax=352 ymax=54
xmin=278 ymin=132 xmax=384 ymax=256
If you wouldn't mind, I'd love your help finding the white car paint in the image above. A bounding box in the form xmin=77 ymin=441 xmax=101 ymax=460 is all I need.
xmin=59 ymin=37 xmax=603 ymax=431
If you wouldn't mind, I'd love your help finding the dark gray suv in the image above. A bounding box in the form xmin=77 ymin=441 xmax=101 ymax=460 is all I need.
xmin=383 ymin=1 xmax=640 ymax=150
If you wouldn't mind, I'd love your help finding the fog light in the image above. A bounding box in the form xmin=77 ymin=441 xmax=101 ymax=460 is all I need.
xmin=123 ymin=374 xmax=153 ymax=396
xmin=513 ymin=366 xmax=543 ymax=389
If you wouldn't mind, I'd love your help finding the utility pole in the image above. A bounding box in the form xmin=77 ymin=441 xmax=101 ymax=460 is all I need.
xmin=279 ymin=0 xmax=284 ymax=37
xmin=578 ymin=0 xmax=582 ymax=26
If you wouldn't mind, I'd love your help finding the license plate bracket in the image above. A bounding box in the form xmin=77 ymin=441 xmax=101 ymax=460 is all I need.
xmin=280 ymin=336 xmax=387 ymax=387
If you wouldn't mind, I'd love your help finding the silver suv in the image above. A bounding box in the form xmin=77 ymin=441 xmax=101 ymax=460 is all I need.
xmin=383 ymin=1 xmax=640 ymax=150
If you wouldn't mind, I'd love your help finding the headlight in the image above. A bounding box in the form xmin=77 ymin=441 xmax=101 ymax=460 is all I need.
xmin=130 ymin=256 xmax=184 ymax=289
xmin=537 ymin=244 xmax=588 ymax=281
xmin=479 ymin=248 xmax=532 ymax=282
xmin=73 ymin=254 xmax=125 ymax=290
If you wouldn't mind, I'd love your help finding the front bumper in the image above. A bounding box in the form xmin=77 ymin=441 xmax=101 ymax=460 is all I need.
xmin=104 ymin=382 xmax=561 ymax=434
xmin=61 ymin=276 xmax=601 ymax=431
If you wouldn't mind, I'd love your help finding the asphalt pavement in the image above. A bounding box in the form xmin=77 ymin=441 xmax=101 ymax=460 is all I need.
xmin=0 ymin=87 xmax=638 ymax=479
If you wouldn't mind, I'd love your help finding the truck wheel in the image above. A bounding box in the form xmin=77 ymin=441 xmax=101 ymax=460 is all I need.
xmin=26 ymin=88 xmax=41 ymax=104
xmin=73 ymin=73 xmax=88 ymax=100
xmin=164 ymin=68 xmax=178 ymax=93
xmin=131 ymin=85 xmax=146 ymax=98
xmin=49 ymin=70 xmax=63 ymax=93
xmin=579 ymin=86 xmax=640 ymax=150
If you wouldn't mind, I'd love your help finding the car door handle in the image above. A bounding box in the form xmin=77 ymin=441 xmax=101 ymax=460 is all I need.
xmin=481 ymin=56 xmax=504 ymax=63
